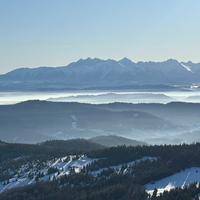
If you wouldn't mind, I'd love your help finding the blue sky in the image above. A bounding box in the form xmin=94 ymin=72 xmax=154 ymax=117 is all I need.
xmin=0 ymin=0 xmax=200 ymax=74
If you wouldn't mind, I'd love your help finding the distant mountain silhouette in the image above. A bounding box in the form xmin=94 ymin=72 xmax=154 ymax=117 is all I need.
xmin=0 ymin=58 xmax=200 ymax=90
xmin=89 ymin=135 xmax=147 ymax=147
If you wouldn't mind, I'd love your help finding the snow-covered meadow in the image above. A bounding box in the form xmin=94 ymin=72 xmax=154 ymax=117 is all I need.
xmin=146 ymin=167 xmax=200 ymax=196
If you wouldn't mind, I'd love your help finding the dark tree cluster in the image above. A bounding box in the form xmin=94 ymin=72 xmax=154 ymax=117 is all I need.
xmin=153 ymin=182 xmax=200 ymax=200
xmin=86 ymin=143 xmax=200 ymax=175
xmin=0 ymin=174 xmax=148 ymax=200
xmin=41 ymin=139 xmax=105 ymax=151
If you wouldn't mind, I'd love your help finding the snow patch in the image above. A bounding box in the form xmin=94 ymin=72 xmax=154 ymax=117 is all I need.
xmin=92 ymin=129 xmax=106 ymax=134
xmin=181 ymin=63 xmax=194 ymax=73
xmin=71 ymin=115 xmax=77 ymax=121
xmin=90 ymin=156 xmax=156 ymax=175
xmin=145 ymin=167 xmax=200 ymax=196
xmin=71 ymin=115 xmax=85 ymax=131
xmin=13 ymin=137 xmax=18 ymax=142
xmin=118 ymin=62 xmax=125 ymax=68
xmin=72 ymin=122 xmax=77 ymax=129
xmin=53 ymin=132 xmax=63 ymax=137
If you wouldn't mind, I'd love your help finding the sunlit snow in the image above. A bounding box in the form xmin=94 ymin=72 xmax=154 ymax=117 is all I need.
xmin=146 ymin=167 xmax=200 ymax=196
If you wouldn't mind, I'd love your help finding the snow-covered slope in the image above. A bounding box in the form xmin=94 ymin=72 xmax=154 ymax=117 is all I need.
xmin=0 ymin=155 xmax=95 ymax=193
xmin=146 ymin=167 xmax=200 ymax=196
xmin=0 ymin=155 xmax=155 ymax=193
xmin=2 ymin=154 xmax=199 ymax=196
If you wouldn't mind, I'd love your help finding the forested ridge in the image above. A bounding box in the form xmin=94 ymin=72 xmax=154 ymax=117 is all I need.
xmin=1 ymin=140 xmax=200 ymax=199
xmin=87 ymin=143 xmax=200 ymax=172
xmin=0 ymin=139 xmax=104 ymax=183
xmin=0 ymin=138 xmax=104 ymax=162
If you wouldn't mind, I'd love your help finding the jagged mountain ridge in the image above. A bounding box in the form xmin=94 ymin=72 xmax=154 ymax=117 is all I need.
xmin=0 ymin=58 xmax=200 ymax=89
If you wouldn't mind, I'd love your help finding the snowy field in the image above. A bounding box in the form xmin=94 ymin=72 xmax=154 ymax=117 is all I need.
xmin=145 ymin=167 xmax=200 ymax=196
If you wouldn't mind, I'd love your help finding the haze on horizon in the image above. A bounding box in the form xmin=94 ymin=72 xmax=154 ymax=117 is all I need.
xmin=0 ymin=0 xmax=200 ymax=74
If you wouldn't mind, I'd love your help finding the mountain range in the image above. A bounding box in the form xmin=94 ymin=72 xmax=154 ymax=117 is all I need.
xmin=1 ymin=58 xmax=200 ymax=90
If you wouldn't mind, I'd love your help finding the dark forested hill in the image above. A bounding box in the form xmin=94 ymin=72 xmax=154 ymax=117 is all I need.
xmin=0 ymin=100 xmax=176 ymax=144
xmin=0 ymin=138 xmax=104 ymax=163
xmin=40 ymin=139 xmax=105 ymax=151
xmin=89 ymin=135 xmax=147 ymax=147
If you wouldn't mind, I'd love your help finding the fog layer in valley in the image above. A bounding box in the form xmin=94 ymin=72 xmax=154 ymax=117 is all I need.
xmin=1 ymin=88 xmax=200 ymax=105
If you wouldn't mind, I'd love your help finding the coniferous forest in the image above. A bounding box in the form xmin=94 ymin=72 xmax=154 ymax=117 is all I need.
xmin=0 ymin=140 xmax=200 ymax=199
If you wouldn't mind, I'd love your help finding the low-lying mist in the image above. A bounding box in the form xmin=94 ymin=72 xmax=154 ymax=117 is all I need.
xmin=1 ymin=88 xmax=200 ymax=105
xmin=0 ymin=97 xmax=200 ymax=145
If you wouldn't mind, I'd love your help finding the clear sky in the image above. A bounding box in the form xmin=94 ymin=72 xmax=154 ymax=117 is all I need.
xmin=0 ymin=0 xmax=200 ymax=74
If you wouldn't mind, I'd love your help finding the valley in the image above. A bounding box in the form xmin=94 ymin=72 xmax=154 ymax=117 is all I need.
xmin=1 ymin=100 xmax=200 ymax=145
